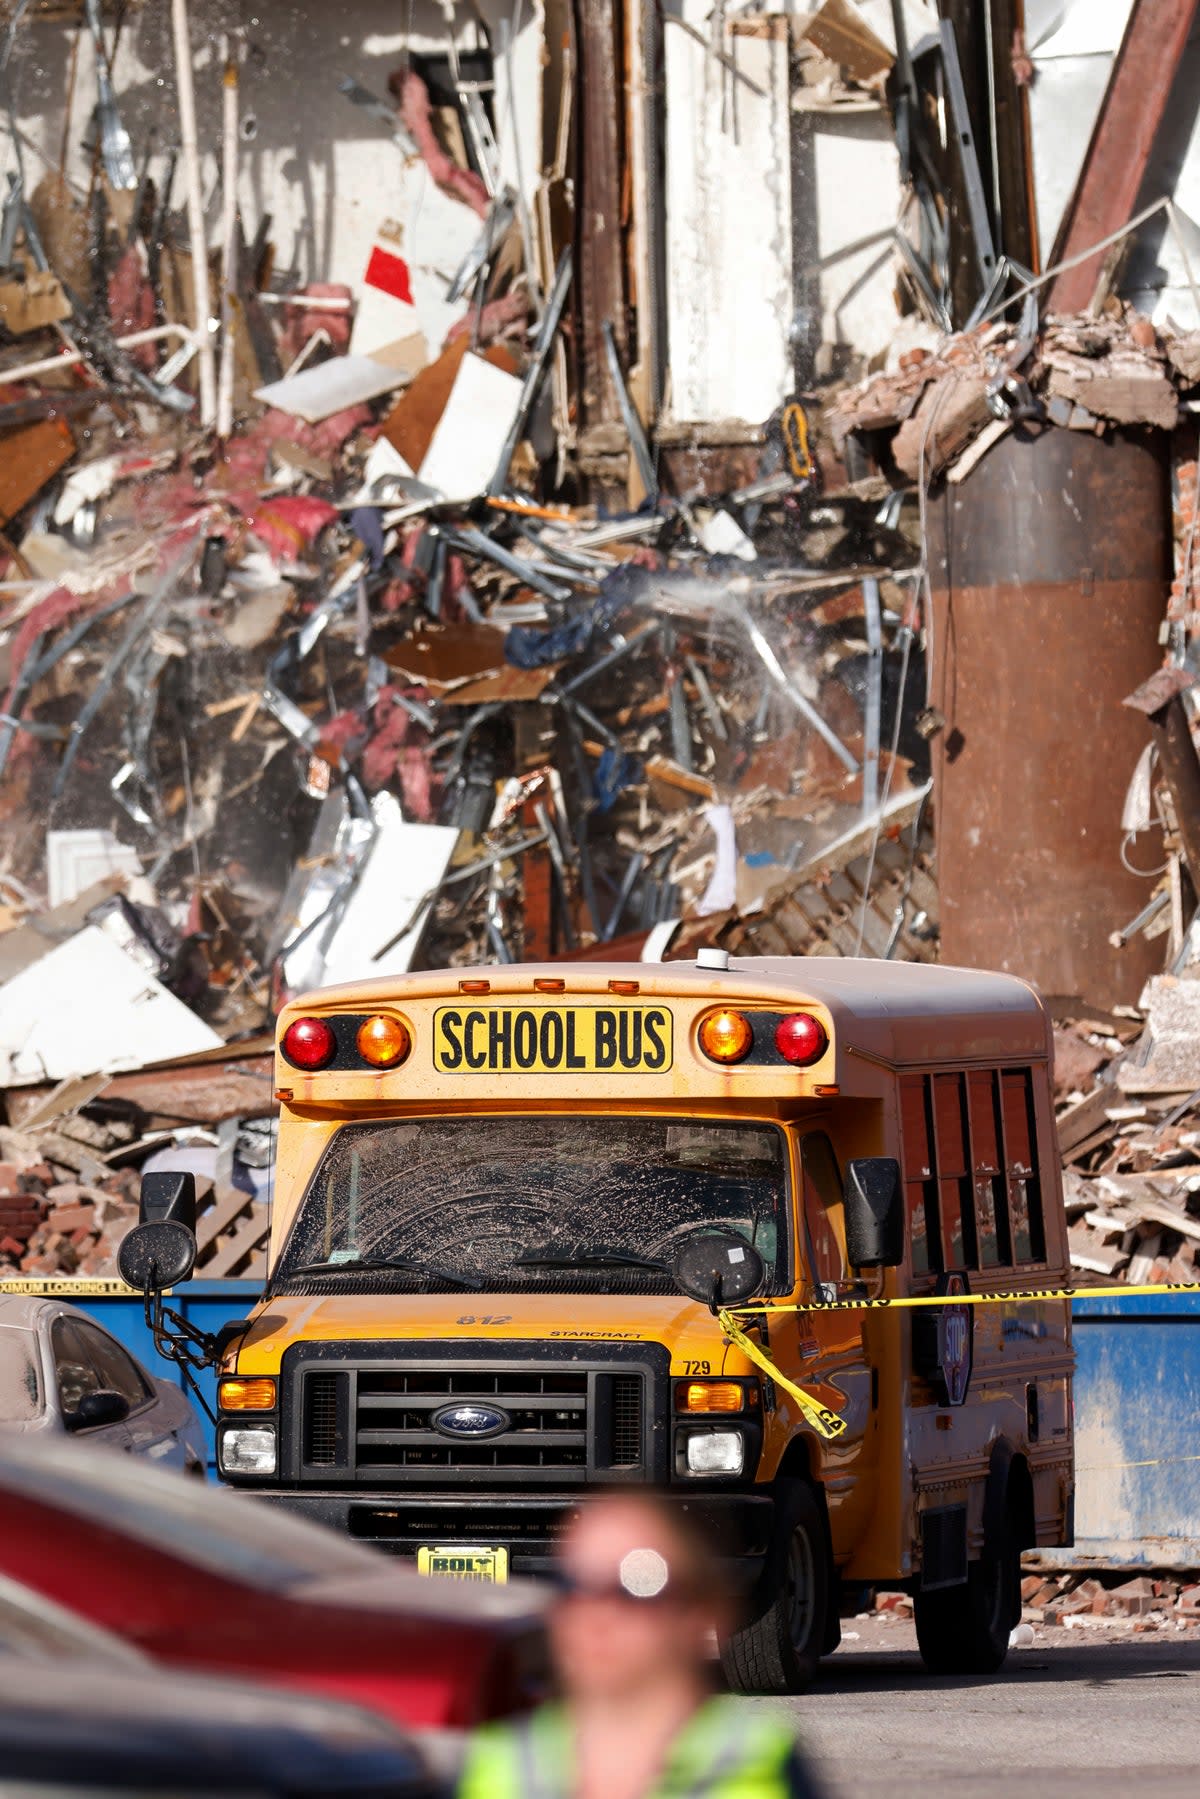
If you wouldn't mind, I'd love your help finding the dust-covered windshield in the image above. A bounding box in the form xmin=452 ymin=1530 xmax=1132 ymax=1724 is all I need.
xmin=274 ymin=1115 xmax=790 ymax=1295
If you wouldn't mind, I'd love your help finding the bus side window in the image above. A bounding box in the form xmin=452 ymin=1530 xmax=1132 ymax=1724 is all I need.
xmin=800 ymin=1133 xmax=846 ymax=1287
xmin=1000 ymin=1068 xmax=1046 ymax=1263
xmin=932 ymin=1073 xmax=978 ymax=1271
xmin=966 ymin=1070 xmax=1011 ymax=1268
xmin=899 ymin=1074 xmax=941 ymax=1277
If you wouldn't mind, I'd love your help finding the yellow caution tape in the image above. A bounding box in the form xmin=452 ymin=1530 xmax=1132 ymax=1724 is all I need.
xmin=1077 ymin=1454 xmax=1200 ymax=1473
xmin=732 ymin=1278 xmax=1200 ymax=1316
xmin=722 ymin=1280 xmax=1200 ymax=1442
xmin=719 ymin=1308 xmax=848 ymax=1439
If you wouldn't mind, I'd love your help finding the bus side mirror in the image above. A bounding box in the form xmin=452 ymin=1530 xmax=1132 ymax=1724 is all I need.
xmin=117 ymin=1171 xmax=199 ymax=1294
xmin=674 ymin=1233 xmax=766 ymax=1311
xmin=118 ymin=1221 xmax=196 ymax=1293
xmin=843 ymin=1159 xmax=904 ymax=1269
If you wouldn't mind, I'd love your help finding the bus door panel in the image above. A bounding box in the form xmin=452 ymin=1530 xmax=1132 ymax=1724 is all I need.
xmin=790 ymin=1132 xmax=876 ymax=1535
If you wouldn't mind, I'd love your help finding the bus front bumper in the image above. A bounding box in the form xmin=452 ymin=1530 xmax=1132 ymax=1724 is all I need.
xmin=248 ymin=1488 xmax=777 ymax=1584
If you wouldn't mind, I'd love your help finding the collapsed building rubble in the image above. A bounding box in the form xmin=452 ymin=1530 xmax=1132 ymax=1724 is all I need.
xmin=0 ymin=403 xmax=934 ymax=1278
xmin=4 ymin=0 xmax=1200 ymax=1285
xmin=1054 ymin=980 xmax=1200 ymax=1283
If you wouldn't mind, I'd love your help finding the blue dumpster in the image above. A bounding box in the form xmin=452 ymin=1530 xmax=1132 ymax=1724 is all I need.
xmin=1028 ymin=1291 xmax=1200 ymax=1571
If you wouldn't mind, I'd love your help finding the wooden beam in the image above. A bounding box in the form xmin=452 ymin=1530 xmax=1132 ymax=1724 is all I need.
xmin=572 ymin=0 xmax=628 ymax=445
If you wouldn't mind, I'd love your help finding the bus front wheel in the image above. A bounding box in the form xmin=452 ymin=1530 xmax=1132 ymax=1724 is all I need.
xmin=913 ymin=1506 xmax=1020 ymax=1676
xmin=720 ymin=1482 xmax=830 ymax=1694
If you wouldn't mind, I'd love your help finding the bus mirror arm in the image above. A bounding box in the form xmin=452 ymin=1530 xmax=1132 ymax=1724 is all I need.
xmin=843 ymin=1158 xmax=904 ymax=1269
xmin=116 ymin=1166 xmax=232 ymax=1410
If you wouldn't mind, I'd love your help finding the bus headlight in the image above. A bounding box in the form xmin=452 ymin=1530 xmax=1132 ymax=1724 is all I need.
xmin=219 ymin=1424 xmax=276 ymax=1475
xmin=684 ymin=1428 xmax=744 ymax=1476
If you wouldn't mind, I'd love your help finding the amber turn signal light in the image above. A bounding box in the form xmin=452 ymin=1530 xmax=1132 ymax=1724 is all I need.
xmin=356 ymin=1014 xmax=411 ymax=1068
xmin=219 ymin=1378 xmax=277 ymax=1411
xmin=697 ymin=1008 xmax=753 ymax=1064
xmin=676 ymin=1380 xmax=749 ymax=1413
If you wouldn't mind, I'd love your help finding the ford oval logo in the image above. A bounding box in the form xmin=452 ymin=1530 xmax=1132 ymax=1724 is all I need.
xmin=432 ymin=1402 xmax=510 ymax=1440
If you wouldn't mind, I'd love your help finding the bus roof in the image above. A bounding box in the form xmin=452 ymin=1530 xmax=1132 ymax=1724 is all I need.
xmin=300 ymin=956 xmax=1050 ymax=1069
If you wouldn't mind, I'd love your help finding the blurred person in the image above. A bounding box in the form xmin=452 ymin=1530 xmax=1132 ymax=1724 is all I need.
xmin=457 ymin=1492 xmax=823 ymax=1798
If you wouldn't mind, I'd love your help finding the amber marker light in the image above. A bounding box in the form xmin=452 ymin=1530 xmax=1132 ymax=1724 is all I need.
xmin=357 ymin=1014 xmax=411 ymax=1068
xmin=219 ymin=1378 xmax=277 ymax=1411
xmin=697 ymin=1007 xmax=753 ymax=1064
xmin=677 ymin=1381 xmax=748 ymax=1413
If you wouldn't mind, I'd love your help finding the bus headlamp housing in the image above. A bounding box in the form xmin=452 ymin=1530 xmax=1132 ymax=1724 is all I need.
xmin=683 ymin=1428 xmax=745 ymax=1476
xmin=219 ymin=1424 xmax=276 ymax=1476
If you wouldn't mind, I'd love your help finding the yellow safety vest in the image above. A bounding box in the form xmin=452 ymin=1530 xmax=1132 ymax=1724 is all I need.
xmin=457 ymin=1695 xmax=814 ymax=1799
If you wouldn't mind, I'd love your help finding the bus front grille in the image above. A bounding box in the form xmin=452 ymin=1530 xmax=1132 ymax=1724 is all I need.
xmin=355 ymin=1368 xmax=589 ymax=1476
xmin=286 ymin=1346 xmax=665 ymax=1487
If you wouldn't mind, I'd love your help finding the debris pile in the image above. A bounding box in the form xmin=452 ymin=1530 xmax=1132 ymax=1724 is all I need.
xmin=0 ymin=163 xmax=940 ymax=1285
xmin=0 ymin=1146 xmax=139 ymax=1279
xmin=1055 ymin=986 xmax=1200 ymax=1283
xmin=1020 ymin=1573 xmax=1200 ymax=1634
xmin=868 ymin=1575 xmax=1200 ymax=1637
xmin=829 ymin=306 xmax=1199 ymax=488
xmin=0 ymin=393 xmax=933 ymax=969
xmin=0 ymin=1041 xmax=276 ymax=1281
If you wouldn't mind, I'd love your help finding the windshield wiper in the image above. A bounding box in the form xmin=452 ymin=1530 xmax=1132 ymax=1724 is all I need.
xmin=514 ymin=1249 xmax=669 ymax=1274
xmin=286 ymin=1255 xmax=482 ymax=1291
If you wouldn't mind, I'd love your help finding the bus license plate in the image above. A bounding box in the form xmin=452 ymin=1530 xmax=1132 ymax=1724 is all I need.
xmin=416 ymin=1545 xmax=509 ymax=1583
xmin=433 ymin=1004 xmax=673 ymax=1074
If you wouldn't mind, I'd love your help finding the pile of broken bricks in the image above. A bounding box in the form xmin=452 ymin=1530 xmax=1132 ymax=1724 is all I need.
xmin=1020 ymin=1573 xmax=1200 ymax=1634
xmin=0 ymin=1141 xmax=139 ymax=1279
xmin=864 ymin=1576 xmax=1200 ymax=1638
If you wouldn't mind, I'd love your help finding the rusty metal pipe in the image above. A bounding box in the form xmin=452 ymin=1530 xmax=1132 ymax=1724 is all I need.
xmin=928 ymin=424 xmax=1170 ymax=1006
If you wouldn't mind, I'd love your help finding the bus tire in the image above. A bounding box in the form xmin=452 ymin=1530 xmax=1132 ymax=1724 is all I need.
xmin=720 ymin=1482 xmax=830 ymax=1694
xmin=913 ymin=1504 xmax=1020 ymax=1676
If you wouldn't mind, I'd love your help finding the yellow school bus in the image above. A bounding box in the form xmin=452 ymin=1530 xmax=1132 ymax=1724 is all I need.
xmin=124 ymin=951 xmax=1073 ymax=1690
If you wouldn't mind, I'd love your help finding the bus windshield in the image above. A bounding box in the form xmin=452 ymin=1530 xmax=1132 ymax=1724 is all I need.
xmin=273 ymin=1114 xmax=790 ymax=1295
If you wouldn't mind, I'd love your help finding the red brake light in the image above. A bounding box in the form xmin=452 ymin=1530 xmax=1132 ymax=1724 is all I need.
xmin=774 ymin=1013 xmax=827 ymax=1066
xmin=281 ymin=1016 xmax=337 ymax=1070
